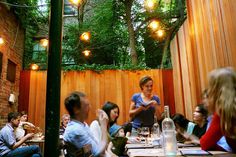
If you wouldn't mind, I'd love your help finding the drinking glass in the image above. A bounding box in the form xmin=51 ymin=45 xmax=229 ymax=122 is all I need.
xmin=141 ymin=127 xmax=150 ymax=145
xmin=152 ymin=125 xmax=161 ymax=146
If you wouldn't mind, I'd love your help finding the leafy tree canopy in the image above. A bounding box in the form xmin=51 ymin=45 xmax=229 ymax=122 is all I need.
xmin=4 ymin=0 xmax=186 ymax=70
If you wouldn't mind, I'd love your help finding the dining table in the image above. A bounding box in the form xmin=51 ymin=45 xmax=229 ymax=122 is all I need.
xmin=25 ymin=138 xmax=45 ymax=155
xmin=126 ymin=137 xmax=235 ymax=157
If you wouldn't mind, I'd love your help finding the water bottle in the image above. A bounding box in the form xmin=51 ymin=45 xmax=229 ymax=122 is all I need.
xmin=152 ymin=116 xmax=160 ymax=146
xmin=161 ymin=106 xmax=177 ymax=156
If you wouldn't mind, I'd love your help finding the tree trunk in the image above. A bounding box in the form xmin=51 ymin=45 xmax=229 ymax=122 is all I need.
xmin=78 ymin=0 xmax=88 ymax=27
xmin=124 ymin=0 xmax=138 ymax=65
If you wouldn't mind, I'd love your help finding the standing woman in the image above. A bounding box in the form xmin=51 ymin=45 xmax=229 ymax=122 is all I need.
xmin=129 ymin=76 xmax=161 ymax=133
xmin=90 ymin=101 xmax=119 ymax=142
xmin=200 ymin=67 xmax=236 ymax=152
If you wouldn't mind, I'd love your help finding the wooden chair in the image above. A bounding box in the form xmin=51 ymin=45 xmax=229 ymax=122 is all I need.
xmin=63 ymin=142 xmax=93 ymax=157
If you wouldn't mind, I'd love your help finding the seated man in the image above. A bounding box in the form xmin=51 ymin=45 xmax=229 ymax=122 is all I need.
xmin=0 ymin=112 xmax=41 ymax=157
xmin=63 ymin=91 xmax=109 ymax=156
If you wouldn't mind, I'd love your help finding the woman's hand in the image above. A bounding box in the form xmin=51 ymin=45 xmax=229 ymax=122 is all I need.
xmin=98 ymin=109 xmax=109 ymax=127
xmin=149 ymin=100 xmax=158 ymax=106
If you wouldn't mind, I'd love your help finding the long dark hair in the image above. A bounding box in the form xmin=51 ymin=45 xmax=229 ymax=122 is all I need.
xmin=172 ymin=113 xmax=190 ymax=130
xmin=102 ymin=101 xmax=119 ymax=126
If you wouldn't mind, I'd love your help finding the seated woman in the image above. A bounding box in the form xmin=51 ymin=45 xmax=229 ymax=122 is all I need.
xmin=15 ymin=111 xmax=35 ymax=141
xmin=192 ymin=104 xmax=208 ymax=139
xmin=200 ymin=67 xmax=236 ymax=152
xmin=183 ymin=68 xmax=236 ymax=152
xmin=172 ymin=113 xmax=195 ymax=142
xmin=90 ymin=101 xmax=119 ymax=142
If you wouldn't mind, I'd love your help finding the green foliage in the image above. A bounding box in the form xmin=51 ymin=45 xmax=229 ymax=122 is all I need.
xmin=63 ymin=63 xmax=150 ymax=72
xmin=6 ymin=0 xmax=48 ymax=68
xmin=15 ymin=0 xmax=186 ymax=70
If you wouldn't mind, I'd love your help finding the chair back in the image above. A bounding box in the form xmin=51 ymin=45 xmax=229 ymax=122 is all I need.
xmin=63 ymin=142 xmax=93 ymax=157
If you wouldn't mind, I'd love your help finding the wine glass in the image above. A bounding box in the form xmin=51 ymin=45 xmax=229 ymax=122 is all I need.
xmin=141 ymin=127 xmax=150 ymax=145
xmin=152 ymin=123 xmax=161 ymax=146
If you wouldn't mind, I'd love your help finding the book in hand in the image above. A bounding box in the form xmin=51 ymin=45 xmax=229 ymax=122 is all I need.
xmin=141 ymin=100 xmax=154 ymax=107
xmin=180 ymin=150 xmax=212 ymax=156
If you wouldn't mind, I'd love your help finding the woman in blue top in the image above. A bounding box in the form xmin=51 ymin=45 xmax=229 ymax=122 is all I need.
xmin=129 ymin=76 xmax=161 ymax=131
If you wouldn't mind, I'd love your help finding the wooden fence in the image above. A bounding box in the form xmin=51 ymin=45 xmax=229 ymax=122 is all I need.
xmin=170 ymin=0 xmax=236 ymax=120
xmin=19 ymin=70 xmax=174 ymax=131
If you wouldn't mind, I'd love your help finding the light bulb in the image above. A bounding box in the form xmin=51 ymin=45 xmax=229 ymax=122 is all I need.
xmin=156 ymin=29 xmax=165 ymax=37
xmin=148 ymin=20 xmax=159 ymax=31
xmin=40 ymin=39 xmax=48 ymax=47
xmin=82 ymin=50 xmax=91 ymax=56
xmin=0 ymin=37 xmax=4 ymax=45
xmin=31 ymin=64 xmax=39 ymax=70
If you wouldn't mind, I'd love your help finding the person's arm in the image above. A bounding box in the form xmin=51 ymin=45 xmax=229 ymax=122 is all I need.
xmin=96 ymin=110 xmax=109 ymax=155
xmin=12 ymin=133 xmax=34 ymax=149
xmin=90 ymin=120 xmax=101 ymax=143
xmin=105 ymin=142 xmax=118 ymax=157
xmin=182 ymin=132 xmax=200 ymax=145
xmin=129 ymin=101 xmax=145 ymax=119
xmin=21 ymin=122 xmax=35 ymax=127
xmin=200 ymin=113 xmax=223 ymax=150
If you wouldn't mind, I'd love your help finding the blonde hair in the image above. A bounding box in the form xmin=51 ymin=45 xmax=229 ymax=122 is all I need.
xmin=207 ymin=67 xmax=236 ymax=138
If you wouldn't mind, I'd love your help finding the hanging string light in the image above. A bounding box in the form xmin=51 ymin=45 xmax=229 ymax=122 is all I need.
xmin=148 ymin=20 xmax=160 ymax=31
xmin=82 ymin=50 xmax=91 ymax=57
xmin=80 ymin=32 xmax=91 ymax=42
xmin=0 ymin=37 xmax=4 ymax=45
xmin=144 ymin=0 xmax=158 ymax=11
xmin=69 ymin=0 xmax=82 ymax=6
xmin=40 ymin=39 xmax=48 ymax=47
xmin=30 ymin=64 xmax=39 ymax=70
xmin=156 ymin=29 xmax=165 ymax=38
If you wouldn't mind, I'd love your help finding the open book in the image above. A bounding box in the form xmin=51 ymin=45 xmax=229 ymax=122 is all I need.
xmin=141 ymin=100 xmax=154 ymax=107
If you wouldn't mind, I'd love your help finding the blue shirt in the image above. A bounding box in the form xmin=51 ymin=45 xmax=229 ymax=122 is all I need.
xmin=63 ymin=120 xmax=100 ymax=156
xmin=131 ymin=93 xmax=160 ymax=129
xmin=0 ymin=123 xmax=16 ymax=156
xmin=186 ymin=121 xmax=196 ymax=134
xmin=207 ymin=116 xmax=232 ymax=152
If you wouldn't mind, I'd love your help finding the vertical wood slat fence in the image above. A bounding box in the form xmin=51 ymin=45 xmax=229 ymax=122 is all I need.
xmin=19 ymin=70 xmax=174 ymax=131
xmin=170 ymin=0 xmax=236 ymax=120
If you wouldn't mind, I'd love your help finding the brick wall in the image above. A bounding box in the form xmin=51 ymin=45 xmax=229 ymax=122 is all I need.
xmin=0 ymin=4 xmax=25 ymax=128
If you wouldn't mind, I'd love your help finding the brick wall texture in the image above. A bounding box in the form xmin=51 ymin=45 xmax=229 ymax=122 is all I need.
xmin=0 ymin=4 xmax=25 ymax=128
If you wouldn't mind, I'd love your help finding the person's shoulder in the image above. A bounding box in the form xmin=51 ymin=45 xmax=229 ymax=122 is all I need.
xmin=188 ymin=121 xmax=196 ymax=126
xmin=65 ymin=122 xmax=83 ymax=135
xmin=152 ymin=95 xmax=160 ymax=104
xmin=67 ymin=121 xmax=84 ymax=130
xmin=132 ymin=93 xmax=141 ymax=99
xmin=90 ymin=120 xmax=99 ymax=127
xmin=1 ymin=124 xmax=11 ymax=132
xmin=152 ymin=95 xmax=160 ymax=99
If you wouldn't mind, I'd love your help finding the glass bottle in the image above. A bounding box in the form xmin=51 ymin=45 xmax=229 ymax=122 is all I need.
xmin=152 ymin=116 xmax=160 ymax=146
xmin=161 ymin=106 xmax=177 ymax=156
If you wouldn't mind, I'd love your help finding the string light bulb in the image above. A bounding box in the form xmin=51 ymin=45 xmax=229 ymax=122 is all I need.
xmin=80 ymin=32 xmax=91 ymax=42
xmin=148 ymin=20 xmax=159 ymax=31
xmin=0 ymin=37 xmax=4 ymax=45
xmin=82 ymin=50 xmax=91 ymax=57
xmin=144 ymin=0 xmax=158 ymax=11
xmin=30 ymin=64 xmax=39 ymax=70
xmin=40 ymin=39 xmax=48 ymax=47
xmin=156 ymin=29 xmax=165 ymax=38
xmin=69 ymin=0 xmax=82 ymax=6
